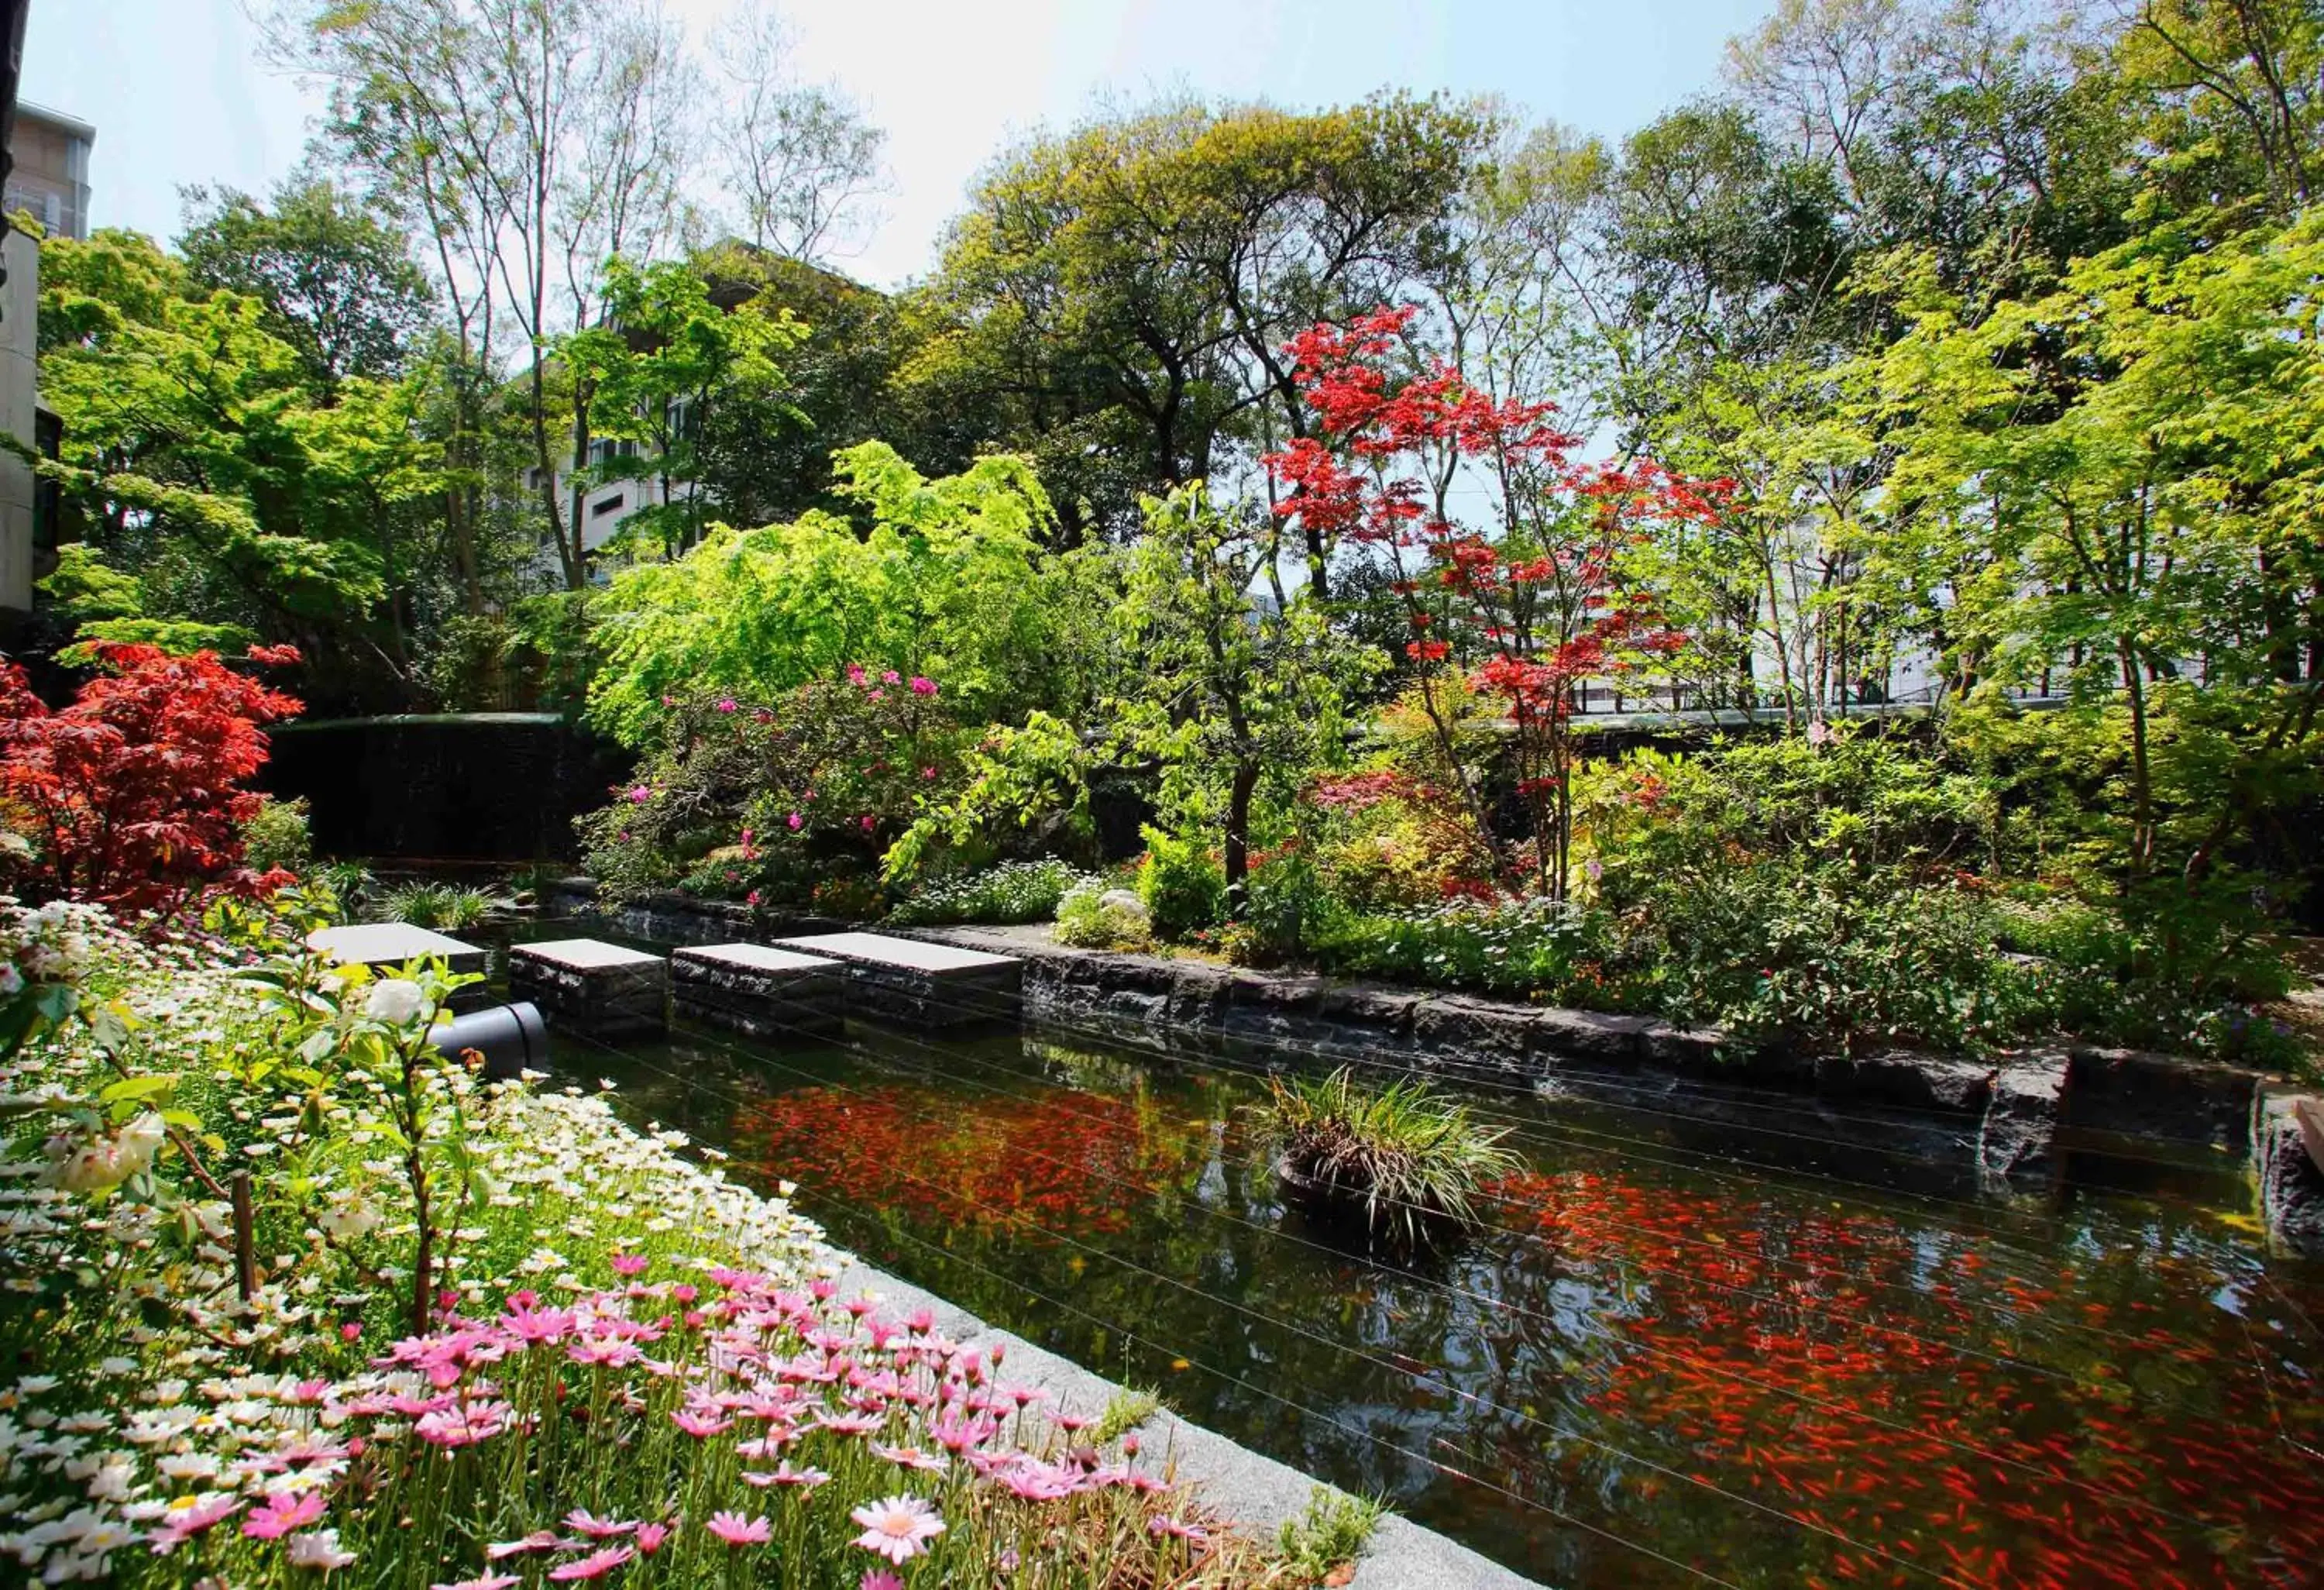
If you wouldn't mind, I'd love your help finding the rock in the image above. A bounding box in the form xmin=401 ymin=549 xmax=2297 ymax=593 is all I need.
xmin=2066 ymin=1047 xmax=2264 ymax=1148
xmin=2256 ymin=1088 xmax=2324 ymax=1259
xmin=1978 ymin=1055 xmax=2067 ymax=1187
xmin=1817 ymin=1050 xmax=1993 ymax=1115
xmin=1097 ymin=889 xmax=1148 ymax=922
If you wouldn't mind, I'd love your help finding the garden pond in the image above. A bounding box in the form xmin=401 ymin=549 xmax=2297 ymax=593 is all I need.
xmin=531 ymin=960 xmax=2324 ymax=1590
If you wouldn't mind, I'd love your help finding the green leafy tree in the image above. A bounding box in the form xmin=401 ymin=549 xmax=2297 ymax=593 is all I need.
xmin=924 ymin=95 xmax=1492 ymax=563
xmin=586 ymin=442 xmax=1099 ymax=746
xmin=557 ymin=254 xmax=803 ymax=559
xmin=1866 ymin=214 xmax=2324 ymax=888
xmin=1112 ymin=484 xmax=1373 ymax=903
xmin=177 ymin=177 xmax=435 ymax=394
xmin=34 ymin=231 xmax=448 ymax=704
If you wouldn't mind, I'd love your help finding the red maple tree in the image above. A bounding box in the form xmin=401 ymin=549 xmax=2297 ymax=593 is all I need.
xmin=1265 ymin=306 xmax=1731 ymax=899
xmin=0 ymin=643 xmax=304 ymax=918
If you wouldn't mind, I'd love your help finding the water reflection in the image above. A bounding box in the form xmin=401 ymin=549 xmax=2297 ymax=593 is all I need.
xmin=567 ymin=1018 xmax=2324 ymax=1589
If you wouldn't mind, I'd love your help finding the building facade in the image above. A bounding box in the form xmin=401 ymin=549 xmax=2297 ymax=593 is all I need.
xmin=0 ymin=100 xmax=81 ymax=616
xmin=4 ymin=100 xmax=91 ymax=239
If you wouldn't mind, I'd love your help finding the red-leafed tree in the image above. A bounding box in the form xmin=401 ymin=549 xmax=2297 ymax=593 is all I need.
xmin=1266 ymin=306 xmax=1731 ymax=899
xmin=0 ymin=644 xmax=304 ymax=918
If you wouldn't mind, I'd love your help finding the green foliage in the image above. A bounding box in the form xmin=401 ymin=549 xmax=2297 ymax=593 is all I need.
xmin=881 ymin=711 xmax=1092 ymax=884
xmin=579 ymin=673 xmax=965 ymax=910
xmin=236 ymin=796 xmax=314 ymax=875
xmin=1137 ymin=825 xmax=1228 ymax=942
xmin=1620 ymin=862 xmax=2054 ymax=1055
xmin=1219 ymin=850 xmax=1337 ymax=969
xmin=1054 ymin=879 xmax=1155 ymax=952
xmin=1090 ymin=1385 xmax=1164 ymax=1446
xmin=177 ymin=177 xmax=435 ymax=391
xmin=557 ymin=254 xmax=803 ymax=559
xmin=1306 ymin=897 xmax=1635 ymax=1007
xmin=1277 ymin=1489 xmax=1390 ymax=1582
xmin=928 ymin=95 xmax=1494 ymax=542
xmin=35 ymin=229 xmax=449 ymax=703
xmin=371 ymin=881 xmax=496 ymax=932
xmin=586 ymin=443 xmax=1091 ymax=748
xmin=888 ymin=859 xmax=1092 ymax=927
xmin=1110 ymin=487 xmax=1375 ymax=904
xmin=1258 ymin=1066 xmax=1518 ymax=1246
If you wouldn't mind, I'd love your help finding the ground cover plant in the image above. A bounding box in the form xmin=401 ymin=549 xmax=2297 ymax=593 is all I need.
xmin=0 ymin=903 xmax=1346 ymax=1588
xmin=888 ymin=860 xmax=1093 ymax=928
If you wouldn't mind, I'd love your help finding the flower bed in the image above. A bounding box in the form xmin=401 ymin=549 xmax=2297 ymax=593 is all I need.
xmin=0 ymin=902 xmax=1313 ymax=1587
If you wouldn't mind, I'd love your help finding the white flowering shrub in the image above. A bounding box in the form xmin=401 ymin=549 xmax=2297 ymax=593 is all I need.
xmin=0 ymin=910 xmax=1305 ymax=1587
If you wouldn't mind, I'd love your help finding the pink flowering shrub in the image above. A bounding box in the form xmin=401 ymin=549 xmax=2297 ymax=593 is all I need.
xmin=578 ymin=669 xmax=969 ymax=914
xmin=0 ymin=913 xmax=1313 ymax=1588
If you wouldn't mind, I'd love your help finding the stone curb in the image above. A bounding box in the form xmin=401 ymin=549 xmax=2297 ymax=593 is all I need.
xmin=827 ymin=1258 xmax=1546 ymax=1590
xmin=903 ymin=921 xmax=2271 ymax=1158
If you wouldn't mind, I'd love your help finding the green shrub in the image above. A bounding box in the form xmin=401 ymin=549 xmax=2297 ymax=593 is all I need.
xmin=1309 ymin=896 xmax=1640 ymax=1007
xmin=1222 ymin=849 xmax=1339 ymax=968
xmin=1257 ymin=1066 xmax=1518 ymax=1246
xmin=1055 ymin=879 xmax=1154 ymax=951
xmin=1618 ymin=862 xmax=2053 ymax=1055
xmin=1137 ymin=824 xmax=1226 ymax=941
xmin=576 ymin=672 xmax=967 ymax=908
xmin=889 ymin=859 xmax=1092 ymax=925
xmin=236 ymin=795 xmax=313 ymax=874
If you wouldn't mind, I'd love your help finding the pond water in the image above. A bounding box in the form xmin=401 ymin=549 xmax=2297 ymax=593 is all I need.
xmin=539 ymin=986 xmax=2324 ymax=1589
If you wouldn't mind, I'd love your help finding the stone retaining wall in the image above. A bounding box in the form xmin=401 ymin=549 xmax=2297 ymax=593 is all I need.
xmin=541 ymin=879 xmax=2313 ymax=1241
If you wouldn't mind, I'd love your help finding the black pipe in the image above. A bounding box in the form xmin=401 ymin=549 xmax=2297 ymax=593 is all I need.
xmin=429 ymin=1001 xmax=549 ymax=1082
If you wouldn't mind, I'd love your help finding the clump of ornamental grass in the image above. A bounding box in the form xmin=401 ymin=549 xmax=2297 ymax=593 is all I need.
xmin=372 ymin=879 xmax=498 ymax=931
xmin=1257 ymin=1067 xmax=1518 ymax=1248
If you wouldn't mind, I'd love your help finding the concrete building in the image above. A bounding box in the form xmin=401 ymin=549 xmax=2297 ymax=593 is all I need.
xmin=0 ymin=101 xmax=79 ymax=616
xmin=4 ymin=101 xmax=92 ymax=239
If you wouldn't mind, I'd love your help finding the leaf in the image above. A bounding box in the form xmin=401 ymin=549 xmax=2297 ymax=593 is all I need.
xmin=99 ymin=1074 xmax=177 ymax=1103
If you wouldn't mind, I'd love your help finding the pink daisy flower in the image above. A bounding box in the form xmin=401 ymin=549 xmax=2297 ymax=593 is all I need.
xmin=861 ymin=1573 xmax=906 ymax=1590
xmin=433 ymin=1577 xmax=521 ymax=1590
xmin=1149 ymin=1514 xmax=1210 ymax=1544
xmin=244 ymin=1490 xmax=327 ymax=1540
xmin=562 ymin=1510 xmax=635 ymax=1540
xmin=150 ymin=1494 xmax=243 ymax=1553
xmin=671 ymin=1409 xmax=731 ymax=1438
xmin=705 ymin=1512 xmax=770 ymax=1547
xmin=849 ymin=1495 xmax=945 ymax=1564
xmin=547 ymin=1545 xmax=634 ymax=1581
xmin=486 ymin=1533 xmax=576 ymax=1561
xmin=634 ymin=1522 xmax=671 ymax=1557
xmin=871 ymin=1441 xmax=948 ymax=1474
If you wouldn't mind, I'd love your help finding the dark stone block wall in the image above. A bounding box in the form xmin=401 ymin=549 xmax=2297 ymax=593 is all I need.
xmin=262 ymin=714 xmax=631 ymax=863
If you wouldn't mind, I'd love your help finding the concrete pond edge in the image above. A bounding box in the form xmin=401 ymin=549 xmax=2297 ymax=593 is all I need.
xmin=824 ymin=1256 xmax=1543 ymax=1590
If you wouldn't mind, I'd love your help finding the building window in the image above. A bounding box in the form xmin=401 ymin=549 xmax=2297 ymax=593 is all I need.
xmin=592 ymin=493 xmax=624 ymax=518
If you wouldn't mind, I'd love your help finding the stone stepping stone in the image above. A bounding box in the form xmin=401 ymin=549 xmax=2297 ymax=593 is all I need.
xmin=671 ymin=943 xmax=848 ymax=1041
xmin=510 ymin=938 xmax=668 ymax=1038
xmin=308 ymin=922 xmax=488 ymax=979
xmin=306 ymin=922 xmax=493 ymax=1011
xmin=773 ymin=931 xmax=1022 ymax=1027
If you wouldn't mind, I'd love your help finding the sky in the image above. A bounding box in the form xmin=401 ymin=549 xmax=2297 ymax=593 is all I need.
xmin=27 ymin=0 xmax=1773 ymax=291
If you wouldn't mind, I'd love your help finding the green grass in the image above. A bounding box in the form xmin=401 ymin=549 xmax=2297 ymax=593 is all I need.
xmin=1277 ymin=1487 xmax=1389 ymax=1581
xmin=372 ymin=880 xmax=497 ymax=931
